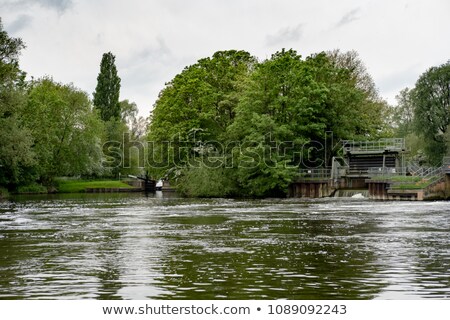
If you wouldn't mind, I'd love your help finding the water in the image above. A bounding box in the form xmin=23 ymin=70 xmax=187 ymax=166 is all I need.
xmin=0 ymin=193 xmax=449 ymax=300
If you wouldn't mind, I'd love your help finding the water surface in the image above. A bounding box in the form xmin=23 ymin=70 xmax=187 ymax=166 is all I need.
xmin=0 ymin=193 xmax=449 ymax=299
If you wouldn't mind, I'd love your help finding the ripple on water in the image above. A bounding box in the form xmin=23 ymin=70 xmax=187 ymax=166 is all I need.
xmin=0 ymin=195 xmax=449 ymax=299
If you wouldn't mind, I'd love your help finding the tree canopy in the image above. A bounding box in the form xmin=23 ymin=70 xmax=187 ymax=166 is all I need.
xmin=93 ymin=52 xmax=121 ymax=121
xmin=147 ymin=49 xmax=389 ymax=196
xmin=413 ymin=61 xmax=450 ymax=164
xmin=24 ymin=78 xmax=105 ymax=183
xmin=0 ymin=19 xmax=34 ymax=188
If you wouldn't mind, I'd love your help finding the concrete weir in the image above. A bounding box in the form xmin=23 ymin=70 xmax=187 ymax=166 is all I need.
xmin=288 ymin=139 xmax=450 ymax=200
xmin=288 ymin=180 xmax=334 ymax=198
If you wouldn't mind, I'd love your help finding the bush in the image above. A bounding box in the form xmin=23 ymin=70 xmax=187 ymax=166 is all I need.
xmin=176 ymin=165 xmax=239 ymax=197
xmin=17 ymin=183 xmax=47 ymax=194
xmin=0 ymin=187 xmax=9 ymax=198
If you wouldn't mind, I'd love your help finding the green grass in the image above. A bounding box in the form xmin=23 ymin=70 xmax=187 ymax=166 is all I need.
xmin=391 ymin=183 xmax=430 ymax=190
xmin=370 ymin=175 xmax=440 ymax=190
xmin=57 ymin=180 xmax=134 ymax=193
xmin=370 ymin=175 xmax=422 ymax=182
xmin=390 ymin=176 xmax=438 ymax=190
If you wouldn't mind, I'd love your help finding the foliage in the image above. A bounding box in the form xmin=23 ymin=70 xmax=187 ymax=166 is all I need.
xmin=0 ymin=187 xmax=9 ymax=198
xmin=56 ymin=179 xmax=133 ymax=193
xmin=392 ymin=88 xmax=415 ymax=137
xmin=413 ymin=60 xmax=450 ymax=165
xmin=17 ymin=183 xmax=47 ymax=194
xmin=147 ymin=50 xmax=256 ymax=179
xmin=0 ymin=19 xmax=35 ymax=188
xmin=93 ymin=52 xmax=121 ymax=121
xmin=120 ymin=99 xmax=148 ymax=139
xmin=176 ymin=165 xmax=238 ymax=197
xmin=148 ymin=49 xmax=387 ymax=197
xmin=24 ymin=78 xmax=105 ymax=184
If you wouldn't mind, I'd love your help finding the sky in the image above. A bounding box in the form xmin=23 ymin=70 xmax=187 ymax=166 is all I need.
xmin=1 ymin=0 xmax=450 ymax=117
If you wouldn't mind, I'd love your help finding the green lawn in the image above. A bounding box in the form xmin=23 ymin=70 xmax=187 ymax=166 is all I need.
xmin=370 ymin=175 xmax=439 ymax=190
xmin=57 ymin=180 xmax=134 ymax=193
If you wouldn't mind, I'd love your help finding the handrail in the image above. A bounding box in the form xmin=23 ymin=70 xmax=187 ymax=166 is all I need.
xmin=298 ymin=168 xmax=331 ymax=179
xmin=342 ymin=138 xmax=405 ymax=153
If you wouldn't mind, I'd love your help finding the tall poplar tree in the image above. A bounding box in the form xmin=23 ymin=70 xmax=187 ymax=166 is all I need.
xmin=93 ymin=52 xmax=121 ymax=121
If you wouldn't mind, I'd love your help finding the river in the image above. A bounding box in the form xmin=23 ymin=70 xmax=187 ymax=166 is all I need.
xmin=0 ymin=193 xmax=449 ymax=299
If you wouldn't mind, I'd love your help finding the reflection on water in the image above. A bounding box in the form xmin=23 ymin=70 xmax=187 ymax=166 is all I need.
xmin=0 ymin=193 xmax=449 ymax=299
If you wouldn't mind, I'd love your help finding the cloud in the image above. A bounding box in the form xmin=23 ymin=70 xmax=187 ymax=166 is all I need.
xmin=121 ymin=37 xmax=173 ymax=88
xmin=336 ymin=8 xmax=360 ymax=27
xmin=135 ymin=38 xmax=172 ymax=64
xmin=6 ymin=14 xmax=33 ymax=34
xmin=266 ymin=24 xmax=303 ymax=47
xmin=1 ymin=0 xmax=73 ymax=13
xmin=37 ymin=0 xmax=73 ymax=12
xmin=375 ymin=65 xmax=423 ymax=104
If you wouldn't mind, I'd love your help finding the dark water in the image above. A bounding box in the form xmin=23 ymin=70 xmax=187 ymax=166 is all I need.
xmin=0 ymin=193 xmax=449 ymax=300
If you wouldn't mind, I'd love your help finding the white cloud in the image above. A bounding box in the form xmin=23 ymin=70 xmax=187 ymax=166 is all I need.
xmin=5 ymin=14 xmax=33 ymax=34
xmin=1 ymin=0 xmax=73 ymax=13
xmin=1 ymin=0 xmax=450 ymax=114
xmin=266 ymin=24 xmax=303 ymax=47
xmin=336 ymin=8 xmax=360 ymax=27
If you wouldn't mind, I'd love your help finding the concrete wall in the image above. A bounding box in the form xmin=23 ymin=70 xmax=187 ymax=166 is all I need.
xmin=424 ymin=180 xmax=447 ymax=200
xmin=289 ymin=181 xmax=334 ymax=198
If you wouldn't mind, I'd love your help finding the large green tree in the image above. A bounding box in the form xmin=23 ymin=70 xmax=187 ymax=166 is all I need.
xmin=393 ymin=88 xmax=414 ymax=137
xmin=227 ymin=49 xmax=386 ymax=195
xmin=147 ymin=48 xmax=387 ymax=197
xmin=413 ymin=61 xmax=450 ymax=164
xmin=24 ymin=78 xmax=105 ymax=184
xmin=147 ymin=50 xmax=256 ymax=179
xmin=0 ymin=19 xmax=35 ymax=188
xmin=93 ymin=52 xmax=121 ymax=121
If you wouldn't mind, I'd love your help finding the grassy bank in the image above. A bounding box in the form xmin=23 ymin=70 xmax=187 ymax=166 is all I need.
xmin=57 ymin=180 xmax=135 ymax=193
xmin=370 ymin=175 xmax=439 ymax=190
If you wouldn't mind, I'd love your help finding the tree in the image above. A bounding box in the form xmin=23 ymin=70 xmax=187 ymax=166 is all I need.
xmin=147 ymin=50 xmax=256 ymax=179
xmin=147 ymin=48 xmax=386 ymax=197
xmin=24 ymin=78 xmax=105 ymax=184
xmin=326 ymin=49 xmax=390 ymax=139
xmin=0 ymin=19 xmax=35 ymax=188
xmin=229 ymin=49 xmax=386 ymax=195
xmin=93 ymin=52 xmax=121 ymax=121
xmin=113 ymin=99 xmax=148 ymax=177
xmin=393 ymin=88 xmax=414 ymax=137
xmin=413 ymin=61 xmax=450 ymax=164
xmin=327 ymin=49 xmax=379 ymax=100
xmin=120 ymin=99 xmax=147 ymax=139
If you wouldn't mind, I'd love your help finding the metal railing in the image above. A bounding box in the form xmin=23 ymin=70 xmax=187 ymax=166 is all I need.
xmin=342 ymin=138 xmax=405 ymax=153
xmin=298 ymin=168 xmax=331 ymax=179
xmin=368 ymin=167 xmax=407 ymax=177
xmin=368 ymin=165 xmax=445 ymax=189
xmin=422 ymin=166 xmax=445 ymax=186
xmin=443 ymin=157 xmax=450 ymax=174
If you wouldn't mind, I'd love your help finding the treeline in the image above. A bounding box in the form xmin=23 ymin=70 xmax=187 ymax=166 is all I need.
xmin=147 ymin=49 xmax=391 ymax=197
xmin=2 ymin=17 xmax=448 ymax=197
xmin=148 ymin=50 xmax=450 ymax=197
xmin=392 ymin=61 xmax=450 ymax=166
xmin=0 ymin=20 xmax=145 ymax=194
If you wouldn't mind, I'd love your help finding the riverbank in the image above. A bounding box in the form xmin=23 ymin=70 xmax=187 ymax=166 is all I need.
xmin=1 ymin=179 xmax=142 ymax=196
xmin=57 ymin=179 xmax=141 ymax=193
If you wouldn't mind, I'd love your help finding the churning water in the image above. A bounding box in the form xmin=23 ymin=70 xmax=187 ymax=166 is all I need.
xmin=0 ymin=193 xmax=449 ymax=299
